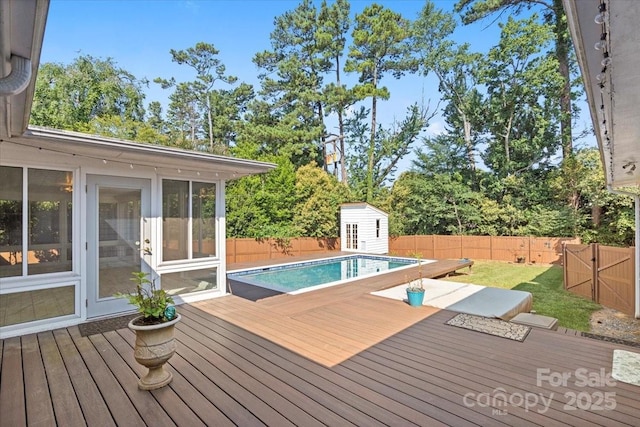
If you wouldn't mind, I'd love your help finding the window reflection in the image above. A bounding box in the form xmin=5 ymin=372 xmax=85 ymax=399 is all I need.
xmin=28 ymin=169 xmax=73 ymax=275
xmin=162 ymin=180 xmax=189 ymax=261
xmin=0 ymin=166 xmax=23 ymax=278
xmin=0 ymin=167 xmax=73 ymax=277
xmin=162 ymin=268 xmax=218 ymax=295
xmin=192 ymin=182 xmax=216 ymax=258
xmin=162 ymin=179 xmax=216 ymax=262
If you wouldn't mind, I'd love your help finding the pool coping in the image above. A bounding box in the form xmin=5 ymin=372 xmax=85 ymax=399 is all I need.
xmin=227 ymin=254 xmax=434 ymax=295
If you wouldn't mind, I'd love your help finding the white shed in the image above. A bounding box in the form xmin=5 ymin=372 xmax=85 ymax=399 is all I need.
xmin=340 ymin=203 xmax=388 ymax=254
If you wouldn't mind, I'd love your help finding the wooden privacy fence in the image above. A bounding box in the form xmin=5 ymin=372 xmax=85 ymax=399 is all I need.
xmin=226 ymin=235 xmax=579 ymax=265
xmin=388 ymin=235 xmax=580 ymax=264
xmin=226 ymin=237 xmax=340 ymax=264
xmin=563 ymin=244 xmax=636 ymax=316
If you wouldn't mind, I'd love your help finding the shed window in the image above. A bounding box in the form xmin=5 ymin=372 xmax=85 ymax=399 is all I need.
xmin=162 ymin=179 xmax=216 ymax=262
xmin=0 ymin=166 xmax=73 ymax=278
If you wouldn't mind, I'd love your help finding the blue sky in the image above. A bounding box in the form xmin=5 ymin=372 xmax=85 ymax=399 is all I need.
xmin=41 ymin=0 xmax=594 ymax=173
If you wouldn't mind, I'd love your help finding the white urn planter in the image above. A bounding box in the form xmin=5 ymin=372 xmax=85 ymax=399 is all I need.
xmin=128 ymin=314 xmax=181 ymax=390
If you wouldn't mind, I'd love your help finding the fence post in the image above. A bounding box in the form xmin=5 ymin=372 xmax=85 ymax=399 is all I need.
xmin=432 ymin=235 xmax=436 ymax=259
xmin=562 ymin=243 xmax=567 ymax=290
xmin=490 ymin=236 xmax=494 ymax=261
xmin=592 ymin=243 xmax=598 ymax=302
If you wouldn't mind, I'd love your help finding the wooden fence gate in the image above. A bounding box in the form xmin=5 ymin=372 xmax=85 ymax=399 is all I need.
xmin=564 ymin=244 xmax=595 ymax=300
xmin=563 ymin=244 xmax=635 ymax=316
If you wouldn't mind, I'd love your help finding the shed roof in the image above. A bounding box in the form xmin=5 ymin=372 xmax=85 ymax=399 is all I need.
xmin=340 ymin=202 xmax=388 ymax=217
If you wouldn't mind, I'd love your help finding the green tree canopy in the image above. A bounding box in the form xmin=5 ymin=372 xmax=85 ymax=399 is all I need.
xmin=155 ymin=42 xmax=240 ymax=153
xmin=345 ymin=3 xmax=417 ymax=202
xmin=293 ymin=162 xmax=352 ymax=237
xmin=478 ymin=15 xmax=563 ymax=178
xmin=31 ymin=55 xmax=147 ymax=132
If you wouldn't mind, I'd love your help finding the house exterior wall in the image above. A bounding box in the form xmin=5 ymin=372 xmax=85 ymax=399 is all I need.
xmin=0 ymin=141 xmax=228 ymax=338
xmin=340 ymin=204 xmax=389 ymax=254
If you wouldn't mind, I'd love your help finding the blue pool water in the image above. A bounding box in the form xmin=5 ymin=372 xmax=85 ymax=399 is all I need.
xmin=228 ymin=255 xmax=419 ymax=294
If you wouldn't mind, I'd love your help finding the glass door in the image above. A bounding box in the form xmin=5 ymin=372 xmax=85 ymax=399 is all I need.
xmin=86 ymin=175 xmax=151 ymax=318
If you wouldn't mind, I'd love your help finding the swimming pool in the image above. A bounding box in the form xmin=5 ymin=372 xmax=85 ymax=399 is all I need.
xmin=228 ymin=255 xmax=428 ymax=295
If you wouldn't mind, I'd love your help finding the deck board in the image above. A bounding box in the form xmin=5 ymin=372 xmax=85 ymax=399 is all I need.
xmin=102 ymin=329 xmax=206 ymax=427
xmin=351 ymin=350 xmax=526 ymax=427
xmin=1 ymin=257 xmax=639 ymax=426
xmin=52 ymin=329 xmax=114 ymax=427
xmin=163 ymin=351 xmax=258 ymax=426
xmin=174 ymin=325 xmax=310 ymax=427
xmin=182 ymin=304 xmax=434 ymax=427
xmin=336 ymin=356 xmax=513 ymax=427
xmin=37 ymin=331 xmax=87 ymax=426
xmin=0 ymin=337 xmax=26 ymax=426
xmin=115 ymin=326 xmax=237 ymax=427
xmin=88 ymin=333 xmax=176 ymax=427
xmin=179 ymin=305 xmax=383 ymax=426
xmin=363 ymin=335 xmax=582 ymax=426
xmin=21 ymin=334 xmax=57 ymax=427
xmin=67 ymin=326 xmax=146 ymax=427
xmin=381 ymin=311 xmax=638 ymax=426
xmin=176 ymin=318 xmax=329 ymax=427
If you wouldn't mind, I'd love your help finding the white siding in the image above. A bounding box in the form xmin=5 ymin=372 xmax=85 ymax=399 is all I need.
xmin=340 ymin=204 xmax=388 ymax=254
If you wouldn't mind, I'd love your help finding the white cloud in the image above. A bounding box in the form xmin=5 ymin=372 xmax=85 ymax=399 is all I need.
xmin=425 ymin=121 xmax=446 ymax=137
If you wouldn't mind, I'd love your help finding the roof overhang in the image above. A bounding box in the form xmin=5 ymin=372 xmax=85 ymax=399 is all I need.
xmin=9 ymin=126 xmax=275 ymax=180
xmin=563 ymin=0 xmax=640 ymax=188
xmin=0 ymin=0 xmax=49 ymax=138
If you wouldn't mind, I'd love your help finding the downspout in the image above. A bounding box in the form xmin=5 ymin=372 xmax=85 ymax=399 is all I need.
xmin=608 ymin=186 xmax=640 ymax=318
xmin=0 ymin=55 xmax=32 ymax=96
xmin=636 ymin=195 xmax=639 ymax=318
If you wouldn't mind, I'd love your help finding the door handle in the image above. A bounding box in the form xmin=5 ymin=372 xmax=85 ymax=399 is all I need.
xmin=142 ymin=238 xmax=152 ymax=256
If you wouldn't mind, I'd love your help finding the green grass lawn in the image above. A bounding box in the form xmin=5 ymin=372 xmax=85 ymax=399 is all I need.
xmin=444 ymin=260 xmax=601 ymax=331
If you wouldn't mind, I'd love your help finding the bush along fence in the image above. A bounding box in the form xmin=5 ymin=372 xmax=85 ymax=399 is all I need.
xmin=564 ymin=243 xmax=636 ymax=316
xmin=226 ymin=235 xmax=580 ymax=265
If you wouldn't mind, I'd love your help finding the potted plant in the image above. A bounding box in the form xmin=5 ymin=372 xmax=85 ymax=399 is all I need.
xmin=406 ymin=258 xmax=425 ymax=307
xmin=406 ymin=279 xmax=425 ymax=307
xmin=116 ymin=272 xmax=180 ymax=390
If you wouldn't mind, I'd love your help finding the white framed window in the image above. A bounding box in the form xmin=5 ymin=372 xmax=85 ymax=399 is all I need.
xmin=161 ymin=267 xmax=218 ymax=296
xmin=162 ymin=179 xmax=217 ymax=262
xmin=0 ymin=166 xmax=73 ymax=278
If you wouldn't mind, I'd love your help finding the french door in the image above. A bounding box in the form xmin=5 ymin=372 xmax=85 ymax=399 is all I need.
xmin=86 ymin=175 xmax=151 ymax=318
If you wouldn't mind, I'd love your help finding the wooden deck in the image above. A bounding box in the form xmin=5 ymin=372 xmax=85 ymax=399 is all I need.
xmin=2 ymin=258 xmax=640 ymax=426
xmin=226 ymin=256 xmax=474 ymax=366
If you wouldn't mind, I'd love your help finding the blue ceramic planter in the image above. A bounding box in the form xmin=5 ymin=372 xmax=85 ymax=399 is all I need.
xmin=406 ymin=289 xmax=425 ymax=307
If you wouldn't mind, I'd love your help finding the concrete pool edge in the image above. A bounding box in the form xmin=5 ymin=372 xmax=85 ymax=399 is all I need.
xmin=227 ymin=254 xmax=435 ymax=295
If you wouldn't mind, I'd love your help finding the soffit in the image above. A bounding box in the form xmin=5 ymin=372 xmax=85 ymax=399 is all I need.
xmin=11 ymin=126 xmax=275 ymax=180
xmin=563 ymin=0 xmax=640 ymax=188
